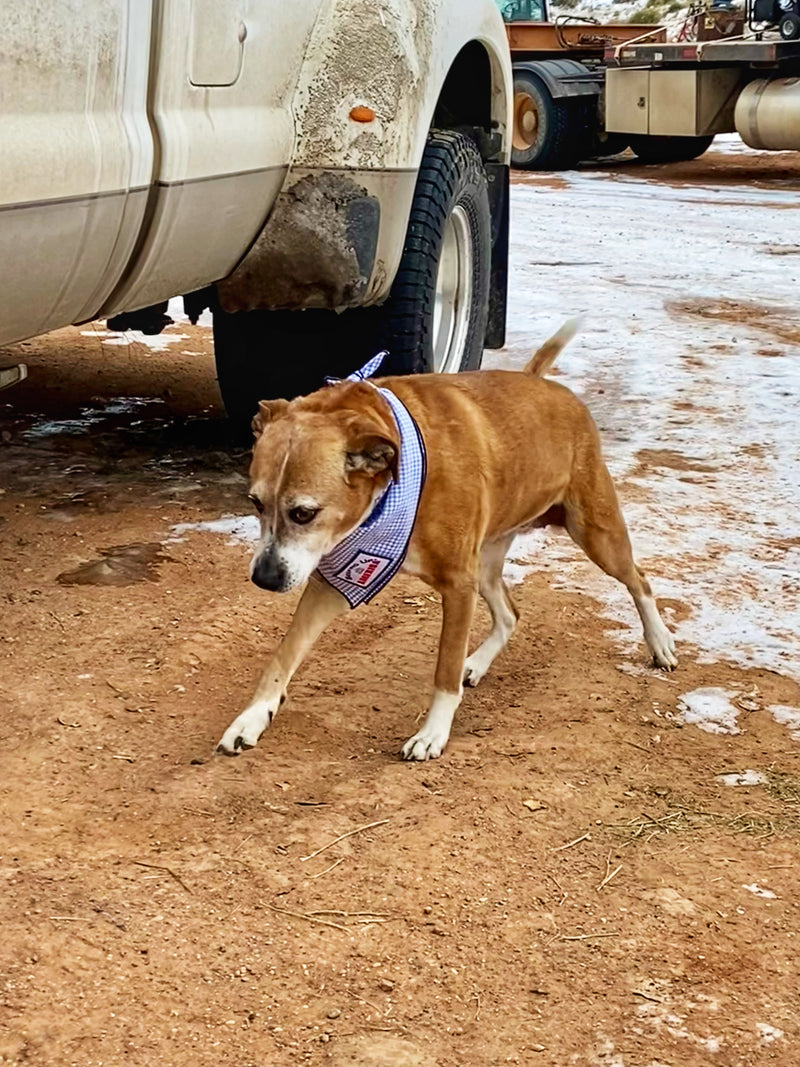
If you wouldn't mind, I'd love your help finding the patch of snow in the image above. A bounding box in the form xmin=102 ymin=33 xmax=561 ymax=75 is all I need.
xmin=81 ymin=327 xmax=190 ymax=352
xmin=677 ymin=688 xmax=740 ymax=735
xmin=717 ymin=770 xmax=768 ymax=787
xmin=168 ymin=296 xmax=213 ymax=329
xmin=495 ymin=163 xmax=800 ymax=687
xmin=767 ymin=704 xmax=800 ymax=740
xmin=635 ymin=1003 xmax=722 ymax=1053
xmin=170 ymin=514 xmax=258 ymax=545
xmin=756 ymin=1023 xmax=785 ymax=1043
xmin=23 ymin=398 xmax=158 ymax=438
xmin=742 ymin=883 xmax=777 ymax=899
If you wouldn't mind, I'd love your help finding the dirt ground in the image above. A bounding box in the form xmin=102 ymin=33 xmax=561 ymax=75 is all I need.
xmin=2 ymin=148 xmax=800 ymax=1067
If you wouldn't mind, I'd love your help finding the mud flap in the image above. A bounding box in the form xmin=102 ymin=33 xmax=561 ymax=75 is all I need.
xmin=216 ymin=172 xmax=380 ymax=313
xmin=484 ymin=162 xmax=509 ymax=350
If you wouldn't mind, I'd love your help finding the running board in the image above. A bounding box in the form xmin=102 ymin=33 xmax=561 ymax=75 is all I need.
xmin=0 ymin=364 xmax=28 ymax=391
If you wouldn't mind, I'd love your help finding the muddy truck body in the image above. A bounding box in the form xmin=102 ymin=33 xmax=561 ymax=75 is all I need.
xmin=0 ymin=1 xmax=512 ymax=425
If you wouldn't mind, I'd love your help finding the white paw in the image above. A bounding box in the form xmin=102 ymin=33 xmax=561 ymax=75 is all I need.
xmin=401 ymin=726 xmax=449 ymax=761
xmin=462 ymin=654 xmax=488 ymax=688
xmin=647 ymin=623 xmax=678 ymax=671
xmin=216 ymin=699 xmax=279 ymax=755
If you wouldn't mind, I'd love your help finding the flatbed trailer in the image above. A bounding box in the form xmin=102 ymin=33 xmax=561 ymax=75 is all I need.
xmin=609 ymin=37 xmax=800 ymax=66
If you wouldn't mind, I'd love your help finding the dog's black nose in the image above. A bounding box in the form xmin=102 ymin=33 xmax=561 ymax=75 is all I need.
xmin=251 ymin=551 xmax=287 ymax=592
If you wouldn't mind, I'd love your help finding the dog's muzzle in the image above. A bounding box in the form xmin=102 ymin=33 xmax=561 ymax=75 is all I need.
xmin=251 ymin=549 xmax=290 ymax=592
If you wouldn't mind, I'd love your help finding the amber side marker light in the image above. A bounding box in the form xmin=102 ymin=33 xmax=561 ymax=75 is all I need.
xmin=349 ymin=105 xmax=376 ymax=123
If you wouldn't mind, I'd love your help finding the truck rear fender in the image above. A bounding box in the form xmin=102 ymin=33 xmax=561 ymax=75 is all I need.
xmin=216 ymin=0 xmax=512 ymax=315
xmin=514 ymin=58 xmax=600 ymax=100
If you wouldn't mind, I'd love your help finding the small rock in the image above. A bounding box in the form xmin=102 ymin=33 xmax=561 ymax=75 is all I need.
xmin=422 ymin=906 xmax=432 ymax=915
xmin=430 ymin=924 xmax=447 ymax=936
xmin=378 ymin=978 xmax=395 ymax=993
xmin=327 ymin=1008 xmax=341 ymax=1019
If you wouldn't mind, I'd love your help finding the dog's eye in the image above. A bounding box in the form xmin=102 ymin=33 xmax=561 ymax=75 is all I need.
xmin=289 ymin=505 xmax=319 ymax=525
xmin=248 ymin=494 xmax=264 ymax=514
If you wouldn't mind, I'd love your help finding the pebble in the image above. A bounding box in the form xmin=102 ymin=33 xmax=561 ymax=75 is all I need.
xmin=326 ymin=1008 xmax=341 ymax=1019
xmin=378 ymin=978 xmax=394 ymax=992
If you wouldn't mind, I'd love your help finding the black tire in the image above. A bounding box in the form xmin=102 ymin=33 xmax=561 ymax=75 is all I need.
xmin=629 ymin=134 xmax=715 ymax=164
xmin=780 ymin=12 xmax=800 ymax=38
xmin=213 ymin=131 xmax=491 ymax=430
xmin=378 ymin=130 xmax=491 ymax=377
xmin=511 ymin=70 xmax=582 ymax=170
xmin=213 ymin=306 xmax=375 ymax=432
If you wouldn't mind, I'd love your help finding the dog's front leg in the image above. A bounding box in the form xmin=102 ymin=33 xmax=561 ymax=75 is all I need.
xmin=217 ymin=574 xmax=348 ymax=755
xmin=401 ymin=580 xmax=477 ymax=761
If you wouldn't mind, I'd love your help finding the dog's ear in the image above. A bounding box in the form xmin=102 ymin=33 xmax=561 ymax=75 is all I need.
xmin=252 ymin=399 xmax=289 ymax=439
xmin=344 ymin=416 xmax=400 ymax=482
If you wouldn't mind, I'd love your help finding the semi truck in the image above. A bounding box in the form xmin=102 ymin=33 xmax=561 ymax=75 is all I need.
xmin=499 ymin=0 xmax=800 ymax=167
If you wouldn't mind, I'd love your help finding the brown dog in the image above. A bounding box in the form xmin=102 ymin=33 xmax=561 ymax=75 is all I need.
xmin=217 ymin=322 xmax=676 ymax=760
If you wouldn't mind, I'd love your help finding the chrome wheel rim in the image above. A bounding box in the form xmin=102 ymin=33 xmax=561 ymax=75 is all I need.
xmin=432 ymin=204 xmax=473 ymax=373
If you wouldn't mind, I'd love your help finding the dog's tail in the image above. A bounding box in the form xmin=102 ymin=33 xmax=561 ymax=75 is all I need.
xmin=524 ymin=317 xmax=581 ymax=377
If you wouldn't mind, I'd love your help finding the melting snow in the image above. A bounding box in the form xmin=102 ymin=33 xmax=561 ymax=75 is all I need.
xmin=756 ymin=1023 xmax=785 ymax=1043
xmin=742 ymin=883 xmax=777 ymax=899
xmin=767 ymin=704 xmax=800 ymax=739
xmin=717 ymin=770 xmax=768 ymax=787
xmin=170 ymin=515 xmax=258 ymax=545
xmin=676 ymin=687 xmax=740 ymax=734
xmin=23 ymin=398 xmax=159 ymax=438
xmin=80 ymin=327 xmax=190 ymax=352
xmin=495 ymin=142 xmax=800 ymax=688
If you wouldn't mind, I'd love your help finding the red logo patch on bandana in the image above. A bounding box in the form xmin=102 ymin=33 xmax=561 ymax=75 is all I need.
xmin=337 ymin=552 xmax=392 ymax=588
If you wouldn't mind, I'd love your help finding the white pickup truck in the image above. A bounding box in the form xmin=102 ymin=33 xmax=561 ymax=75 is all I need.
xmin=1 ymin=1 xmax=512 ymax=427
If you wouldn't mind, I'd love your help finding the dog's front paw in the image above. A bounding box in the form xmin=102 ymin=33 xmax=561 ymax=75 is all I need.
xmin=216 ymin=699 xmax=278 ymax=756
xmin=647 ymin=621 xmax=678 ymax=671
xmin=401 ymin=727 xmax=448 ymax=762
xmin=463 ymin=655 xmax=488 ymax=688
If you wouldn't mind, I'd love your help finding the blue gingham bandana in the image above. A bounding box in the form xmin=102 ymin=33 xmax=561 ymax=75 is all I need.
xmin=316 ymin=355 xmax=427 ymax=608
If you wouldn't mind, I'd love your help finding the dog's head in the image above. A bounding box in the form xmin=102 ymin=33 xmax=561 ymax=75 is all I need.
xmin=246 ymin=383 xmax=399 ymax=592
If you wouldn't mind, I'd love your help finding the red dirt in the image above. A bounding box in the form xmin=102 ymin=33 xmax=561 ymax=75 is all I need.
xmin=2 ymin=149 xmax=800 ymax=1066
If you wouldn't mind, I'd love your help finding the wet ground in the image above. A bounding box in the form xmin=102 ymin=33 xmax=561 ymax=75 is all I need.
xmin=1 ymin=140 xmax=800 ymax=1066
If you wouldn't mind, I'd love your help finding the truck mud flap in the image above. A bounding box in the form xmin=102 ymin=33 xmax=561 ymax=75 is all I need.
xmin=485 ymin=162 xmax=509 ymax=350
xmin=216 ymin=172 xmax=380 ymax=313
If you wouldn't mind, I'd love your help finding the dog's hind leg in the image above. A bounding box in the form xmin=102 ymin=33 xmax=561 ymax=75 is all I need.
xmin=463 ymin=534 xmax=518 ymax=687
xmin=563 ymin=466 xmax=677 ymax=670
xmin=216 ymin=574 xmax=349 ymax=754
xmin=401 ymin=579 xmax=478 ymax=761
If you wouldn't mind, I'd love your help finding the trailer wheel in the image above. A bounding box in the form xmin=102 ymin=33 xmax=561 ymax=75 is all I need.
xmin=779 ymin=12 xmax=800 ymax=38
xmin=629 ymin=134 xmax=714 ymax=164
xmin=213 ymin=132 xmax=490 ymax=433
xmin=511 ymin=70 xmax=581 ymax=170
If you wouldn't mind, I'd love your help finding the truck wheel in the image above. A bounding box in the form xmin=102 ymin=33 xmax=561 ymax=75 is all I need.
xmin=213 ymin=131 xmax=491 ymax=430
xmin=779 ymin=12 xmax=800 ymax=38
xmin=378 ymin=130 xmax=491 ymax=376
xmin=629 ymin=134 xmax=714 ymax=164
xmin=511 ymin=71 xmax=581 ymax=170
